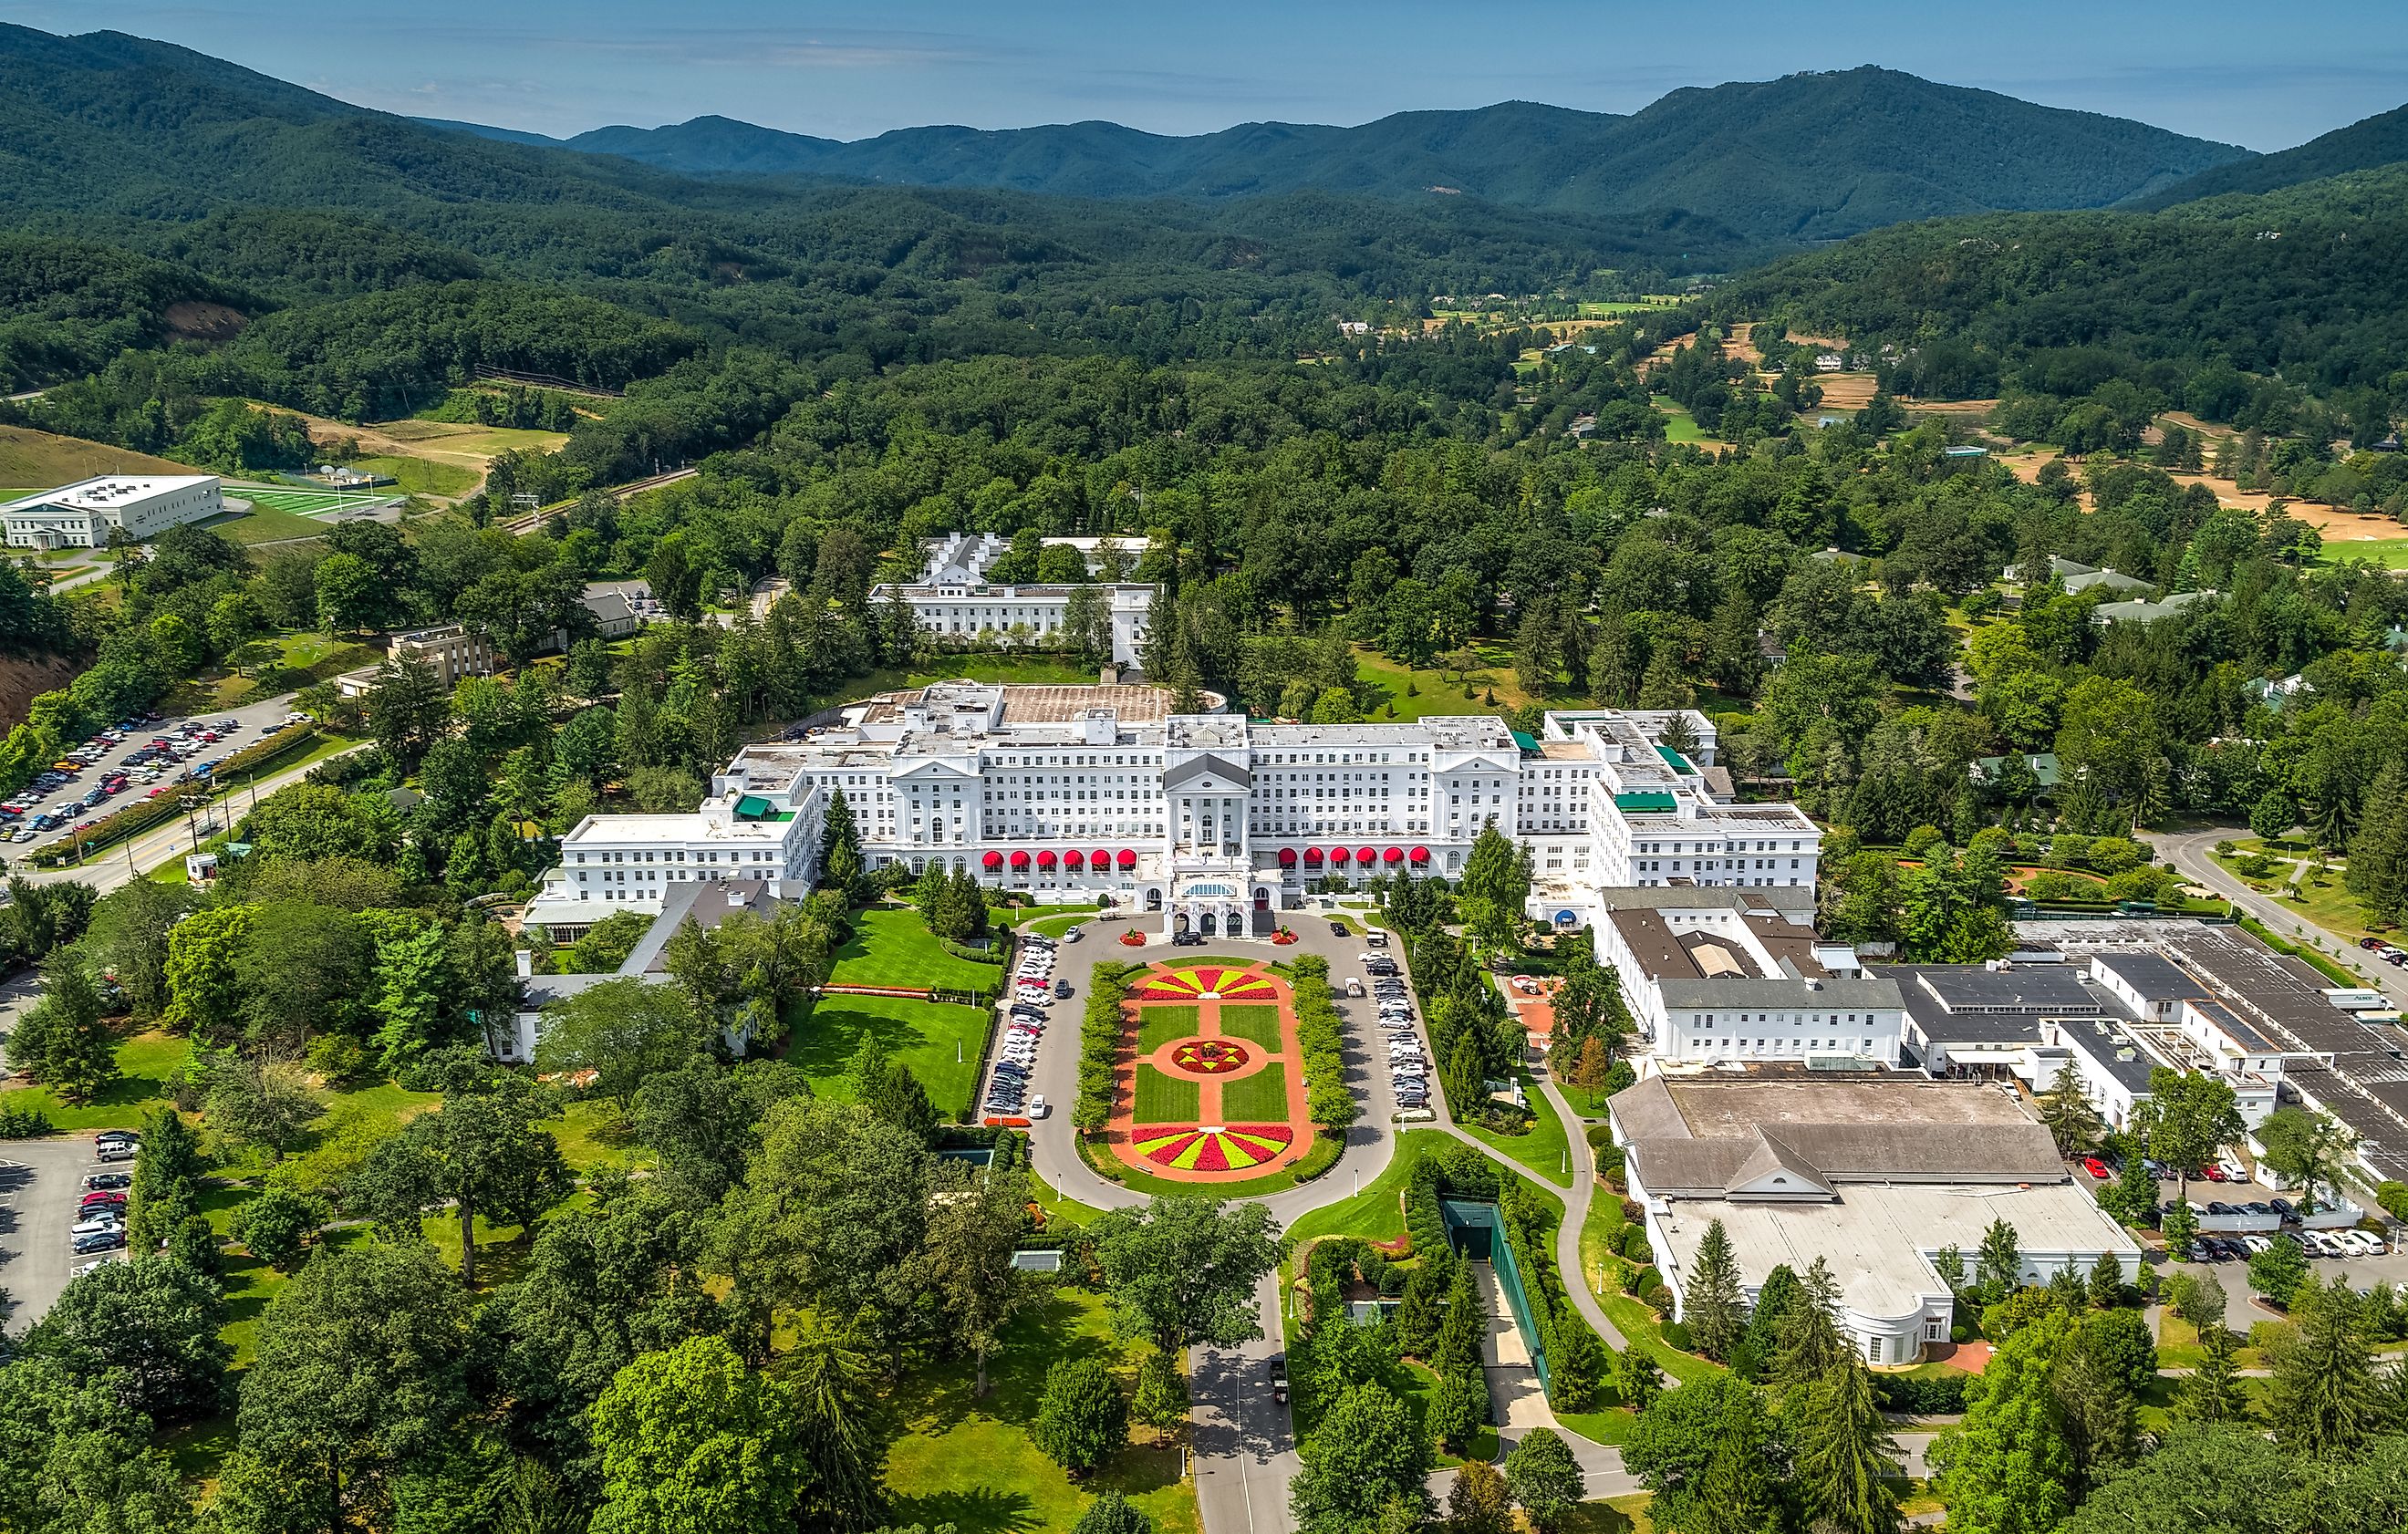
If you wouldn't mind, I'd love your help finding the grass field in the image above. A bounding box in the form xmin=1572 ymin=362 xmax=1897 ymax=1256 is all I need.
xmin=0 ymin=424 xmax=189 ymax=484
xmin=1217 ymin=1004 xmax=1283 ymax=1048
xmin=1577 ymin=300 xmax=1676 ymax=316
xmin=1458 ymin=1082 xmax=1572 ymax=1187
xmin=1136 ymin=1003 xmax=1202 ymax=1051
xmin=1132 ymin=1064 xmax=1199 ymax=1121
xmin=200 ymin=503 xmax=333 ymax=546
xmin=826 ymin=906 xmax=1005 ymax=995
xmin=1284 ymin=1130 xmax=1435 ymax=1246
xmin=786 ymin=992 xmax=991 ymax=1118
xmin=1220 ymin=1062 xmax=1289 ymax=1122
xmin=1579 ymin=1195 xmax=1724 ymax=1385
xmin=2315 ymin=539 xmax=2408 ymax=569
xmin=234 ymin=486 xmax=393 ymax=518
xmin=1650 ymin=394 xmax=1713 ymax=444
xmin=0 ymin=1029 xmax=187 ymax=1129
xmin=879 ymin=1284 xmax=1198 ymax=1534
xmin=1350 ymin=642 xmax=1536 ymax=722
xmin=344 ymin=455 xmax=479 ymax=498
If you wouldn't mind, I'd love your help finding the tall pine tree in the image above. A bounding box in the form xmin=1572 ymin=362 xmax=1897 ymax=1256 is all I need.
xmin=1682 ymin=1218 xmax=1746 ymax=1361
xmin=2345 ymin=757 xmax=2408 ymax=924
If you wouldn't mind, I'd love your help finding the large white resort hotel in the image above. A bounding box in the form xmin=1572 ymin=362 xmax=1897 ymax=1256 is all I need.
xmin=521 ymin=679 xmax=1821 ymax=940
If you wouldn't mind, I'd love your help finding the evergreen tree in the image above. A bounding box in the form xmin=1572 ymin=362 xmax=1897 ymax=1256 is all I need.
xmin=1681 ymin=1218 xmax=1745 ymax=1362
xmin=1788 ymin=1346 xmax=1904 ymax=1534
xmin=2171 ymin=1322 xmax=2249 ymax=1425
xmin=1974 ymin=1218 xmax=2023 ymax=1302
xmin=2345 ymin=757 xmax=2408 ymax=923
xmin=1739 ymin=1263 xmax=1801 ymax=1379
xmin=2033 ymin=1071 xmax=2104 ymax=1156
xmin=2087 ymin=1251 xmax=2125 ymax=1311
xmin=1031 ymin=1357 xmax=1129 ymax=1476
xmin=1074 ymin=1491 xmax=1153 ymax=1534
xmin=821 ymin=787 xmax=864 ymax=903
xmin=2266 ymin=1276 xmax=2379 ymax=1459
xmin=1774 ymin=1256 xmax=1850 ymax=1396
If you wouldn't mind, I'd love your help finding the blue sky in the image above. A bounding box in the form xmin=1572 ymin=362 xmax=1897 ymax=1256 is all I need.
xmin=12 ymin=1 xmax=2404 ymax=150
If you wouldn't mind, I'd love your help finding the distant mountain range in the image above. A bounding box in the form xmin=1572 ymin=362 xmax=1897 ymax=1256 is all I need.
xmin=420 ymin=66 xmax=2252 ymax=243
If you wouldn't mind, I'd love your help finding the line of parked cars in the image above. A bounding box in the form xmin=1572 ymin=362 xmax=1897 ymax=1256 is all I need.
xmin=2183 ymin=1220 xmax=2390 ymax=1264
xmin=1364 ymin=951 xmax=1427 ymax=1112
xmin=71 ymin=1132 xmax=139 ymax=1261
xmin=987 ymin=933 xmax=1067 ymax=1119
xmin=0 ymin=712 xmax=288 ymax=842
xmin=2357 ymin=936 xmax=2408 ymax=968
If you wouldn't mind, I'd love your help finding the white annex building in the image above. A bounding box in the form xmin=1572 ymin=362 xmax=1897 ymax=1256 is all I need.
xmin=1613 ymin=1074 xmax=2140 ymax=1365
xmin=3 ymin=476 xmax=225 ymax=550
xmin=873 ymin=533 xmax=1155 ymax=665
xmin=522 ymin=681 xmax=1822 ymax=941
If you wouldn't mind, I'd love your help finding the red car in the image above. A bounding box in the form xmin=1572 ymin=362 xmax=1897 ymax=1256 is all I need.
xmin=2081 ymin=1156 xmax=2112 ymax=1180
xmin=2199 ymin=1163 xmax=2226 ymax=1182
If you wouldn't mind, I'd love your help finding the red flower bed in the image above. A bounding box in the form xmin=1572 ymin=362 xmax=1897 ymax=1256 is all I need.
xmin=1118 ymin=929 xmax=1147 ymax=946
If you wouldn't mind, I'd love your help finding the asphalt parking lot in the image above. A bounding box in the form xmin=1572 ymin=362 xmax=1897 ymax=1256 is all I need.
xmin=2076 ymin=1157 xmax=2408 ymax=1290
xmin=0 ymin=1136 xmax=128 ymax=1333
xmin=0 ymin=693 xmax=311 ymax=863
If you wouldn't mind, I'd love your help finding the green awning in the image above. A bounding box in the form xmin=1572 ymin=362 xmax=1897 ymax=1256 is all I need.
xmin=1510 ymin=730 xmax=1541 ymax=754
xmin=1614 ymin=792 xmax=1678 ymax=814
xmin=1655 ymin=745 xmax=1694 ymax=774
xmin=733 ymin=794 xmax=775 ymax=820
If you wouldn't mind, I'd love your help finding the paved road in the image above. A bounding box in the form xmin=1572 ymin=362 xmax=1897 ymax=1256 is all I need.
xmin=2154 ymin=827 xmax=2408 ymax=1007
xmin=12 ymin=690 xmax=353 ymax=894
xmin=1017 ymin=917 xmax=1428 ymax=1534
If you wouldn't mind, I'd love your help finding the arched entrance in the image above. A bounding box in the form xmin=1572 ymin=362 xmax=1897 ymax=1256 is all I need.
xmin=1172 ymin=910 xmax=1190 ymax=934
xmin=1199 ymin=911 xmax=1219 ymax=937
xmin=1253 ymin=886 xmax=1271 ymax=911
xmin=1147 ymin=888 xmax=1164 ymax=911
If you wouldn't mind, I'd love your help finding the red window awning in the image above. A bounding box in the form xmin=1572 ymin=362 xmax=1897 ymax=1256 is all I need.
xmin=1330 ymin=846 xmax=1351 ymax=863
xmin=1383 ymin=846 xmax=1405 ymax=864
xmin=1093 ymin=848 xmax=1111 ymax=869
xmin=1009 ymin=849 xmax=1031 ymax=869
xmin=1356 ymin=846 xmax=1376 ymax=865
xmin=1116 ymin=848 xmax=1137 ymax=868
xmin=1303 ymin=846 xmax=1323 ymax=864
xmin=1409 ymin=845 xmax=1430 ymax=864
xmin=981 ymin=851 xmax=1003 ymax=869
xmin=1064 ymin=849 xmax=1085 ymax=868
xmin=1035 ymin=849 xmax=1058 ymax=867
xmin=1276 ymin=847 xmax=1298 ymax=865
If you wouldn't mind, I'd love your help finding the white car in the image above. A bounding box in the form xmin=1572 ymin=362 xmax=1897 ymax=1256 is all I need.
xmin=2242 ymin=1235 xmax=2271 ymax=1254
xmin=71 ymin=1213 xmax=125 ymax=1237
xmin=1028 ymin=1094 xmax=1049 ymax=1119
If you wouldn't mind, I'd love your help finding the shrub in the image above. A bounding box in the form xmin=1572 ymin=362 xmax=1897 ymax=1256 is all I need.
xmin=1619 ymin=1229 xmax=1654 ymax=1265
xmin=0 ymin=1106 xmax=52 ymax=1137
xmin=1658 ymin=1320 xmax=1693 ymax=1352
xmin=1622 ymin=1264 xmax=1656 ymax=1296
xmin=2084 ymin=836 xmax=2144 ymax=875
xmin=1949 ymin=1322 xmax=1971 ymax=1343
xmin=1875 ymin=1373 xmax=1970 ymax=1414
xmin=2378 ymin=1181 xmax=2408 ymax=1222
xmin=1904 ymin=825 xmax=1946 ymax=857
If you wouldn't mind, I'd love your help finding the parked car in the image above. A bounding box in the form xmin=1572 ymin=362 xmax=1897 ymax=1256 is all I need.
xmin=71 ymin=1229 xmax=127 ymax=1255
xmin=1328 ymin=921 xmax=1348 ymax=937
xmin=2081 ymin=1156 xmax=2112 ymax=1180
xmin=82 ymin=1173 xmax=131 ymax=1191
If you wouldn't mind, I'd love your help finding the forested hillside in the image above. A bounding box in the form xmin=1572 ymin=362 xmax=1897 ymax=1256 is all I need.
xmin=441 ymin=67 xmax=2247 ymax=242
xmin=1714 ymin=162 xmax=2408 ymax=449
xmin=2131 ymin=99 xmax=2408 ymax=209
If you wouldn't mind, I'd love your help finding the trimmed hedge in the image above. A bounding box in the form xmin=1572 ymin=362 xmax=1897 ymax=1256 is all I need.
xmin=1287 ymin=954 xmax=1358 ymax=1132
xmin=1875 ymin=1373 xmax=1971 ymax=1415
xmin=1072 ymin=962 xmax=1138 ymax=1133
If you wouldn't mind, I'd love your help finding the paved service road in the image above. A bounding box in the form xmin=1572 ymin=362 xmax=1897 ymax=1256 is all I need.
xmin=2154 ymin=827 xmax=2408 ymax=1009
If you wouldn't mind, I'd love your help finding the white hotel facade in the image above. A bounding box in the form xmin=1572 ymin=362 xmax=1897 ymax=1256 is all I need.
xmin=523 ymin=681 xmax=1821 ymax=939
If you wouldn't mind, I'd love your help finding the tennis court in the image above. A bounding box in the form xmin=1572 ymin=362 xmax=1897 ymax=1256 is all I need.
xmin=234 ymin=486 xmax=398 ymax=518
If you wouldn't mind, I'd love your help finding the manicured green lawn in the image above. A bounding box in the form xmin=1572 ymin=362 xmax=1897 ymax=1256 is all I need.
xmin=1012 ymin=907 xmax=1102 ymax=938
xmin=880 ymin=1284 xmax=1198 ymax=1534
xmin=1220 ymin=1062 xmax=1289 ymax=1123
xmin=1349 ymin=644 xmax=1537 ymax=722
xmin=1136 ymin=1003 xmax=1202 ymax=1051
xmin=1562 ymin=1495 xmax=1654 ymax=1534
xmin=1217 ymin=1004 xmax=1283 ymax=1048
xmin=1132 ymin=1064 xmax=1199 ymax=1122
xmin=1578 ymin=1194 xmax=1723 ymax=1384
xmin=2315 ymin=539 xmax=2408 ymax=570
xmin=346 ymin=454 xmax=477 ymax=498
xmin=1284 ymin=1131 xmax=1437 ymax=1246
xmin=1457 ymin=1074 xmax=1573 ymax=1187
xmin=0 ymin=1029 xmax=187 ymax=1130
xmin=201 ymin=503 xmax=332 ymax=545
xmin=786 ymin=992 xmax=991 ymax=1118
xmin=1650 ymin=394 xmax=1711 ymax=444
xmin=828 ymin=906 xmax=1005 ymax=995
